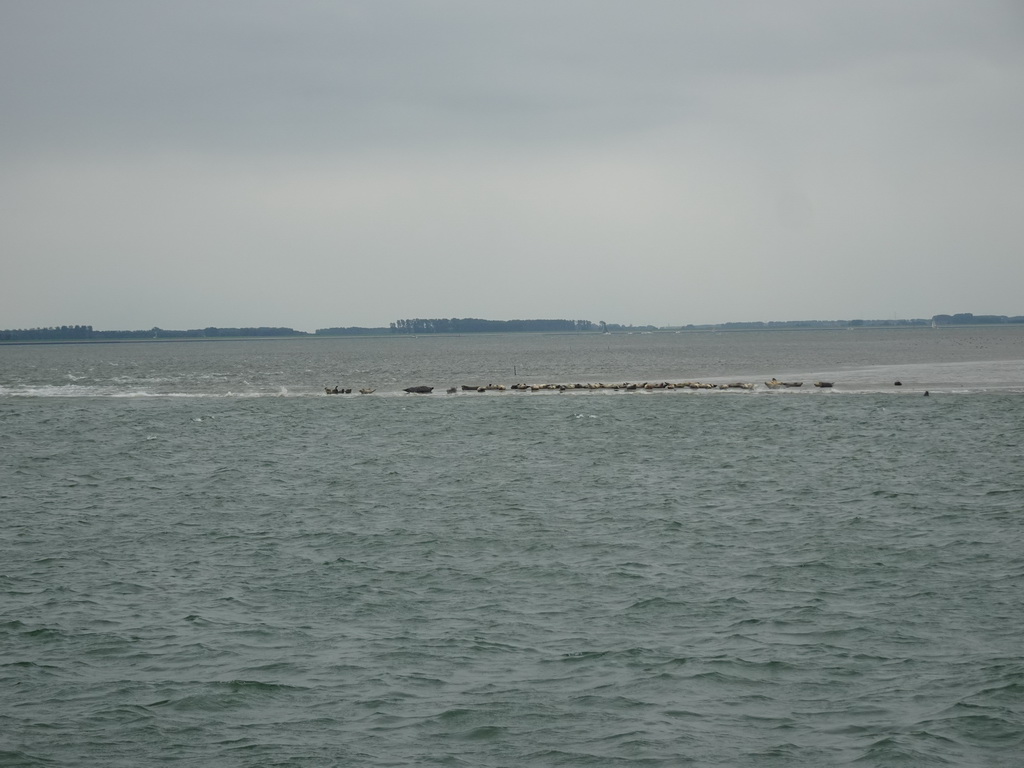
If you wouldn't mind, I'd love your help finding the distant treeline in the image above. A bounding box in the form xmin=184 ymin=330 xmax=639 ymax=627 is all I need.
xmin=0 ymin=320 xmax=607 ymax=342
xmin=4 ymin=313 xmax=1023 ymax=342
xmin=315 ymin=318 xmax=618 ymax=335
xmin=386 ymin=318 xmax=601 ymax=334
xmin=314 ymin=326 xmax=388 ymax=336
xmin=929 ymin=313 xmax=1024 ymax=325
xmin=682 ymin=319 xmax=929 ymax=330
xmin=0 ymin=325 xmax=310 ymax=342
xmin=681 ymin=313 xmax=1024 ymax=331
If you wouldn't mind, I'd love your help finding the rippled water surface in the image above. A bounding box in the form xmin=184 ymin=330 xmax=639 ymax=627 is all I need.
xmin=2 ymin=329 xmax=1023 ymax=766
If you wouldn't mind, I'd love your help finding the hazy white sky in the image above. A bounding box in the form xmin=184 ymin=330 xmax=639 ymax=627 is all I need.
xmin=3 ymin=1 xmax=1023 ymax=331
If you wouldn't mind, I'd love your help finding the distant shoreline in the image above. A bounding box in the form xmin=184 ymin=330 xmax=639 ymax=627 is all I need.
xmin=3 ymin=316 xmax=1023 ymax=346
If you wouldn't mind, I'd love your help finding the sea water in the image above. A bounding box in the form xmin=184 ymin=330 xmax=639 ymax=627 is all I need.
xmin=2 ymin=328 xmax=1023 ymax=766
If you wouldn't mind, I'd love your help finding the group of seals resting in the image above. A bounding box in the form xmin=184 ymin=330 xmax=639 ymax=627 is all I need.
xmin=327 ymin=380 xmax=851 ymax=395
xmin=322 ymin=380 xmax=944 ymax=395
xmin=415 ymin=381 xmax=758 ymax=393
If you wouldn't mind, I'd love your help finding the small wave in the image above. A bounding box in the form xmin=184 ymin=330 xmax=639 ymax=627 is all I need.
xmin=147 ymin=680 xmax=307 ymax=713
xmin=852 ymin=734 xmax=958 ymax=765
xmin=0 ymin=749 xmax=58 ymax=767
xmin=625 ymin=596 xmax=689 ymax=611
xmin=458 ymin=725 xmax=508 ymax=741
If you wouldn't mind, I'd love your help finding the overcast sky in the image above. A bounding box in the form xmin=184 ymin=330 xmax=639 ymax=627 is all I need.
xmin=3 ymin=1 xmax=1023 ymax=331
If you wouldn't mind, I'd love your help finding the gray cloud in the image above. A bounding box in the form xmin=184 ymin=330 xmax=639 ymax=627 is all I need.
xmin=3 ymin=1 xmax=1023 ymax=329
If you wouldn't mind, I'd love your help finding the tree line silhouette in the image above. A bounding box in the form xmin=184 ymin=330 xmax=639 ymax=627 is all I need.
xmin=0 ymin=325 xmax=308 ymax=342
xmin=4 ymin=313 xmax=1021 ymax=342
xmin=388 ymin=318 xmax=597 ymax=334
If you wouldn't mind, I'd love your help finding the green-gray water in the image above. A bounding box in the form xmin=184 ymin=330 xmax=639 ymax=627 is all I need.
xmin=3 ymin=328 xmax=1023 ymax=766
